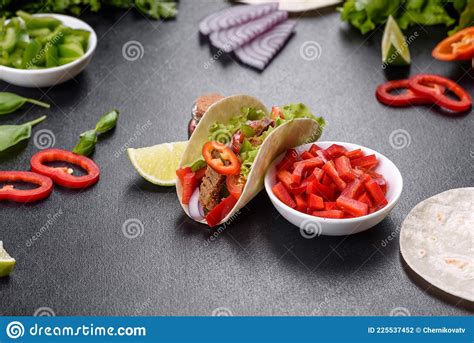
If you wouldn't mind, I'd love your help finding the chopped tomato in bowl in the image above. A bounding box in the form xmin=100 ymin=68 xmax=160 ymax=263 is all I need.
xmin=264 ymin=141 xmax=403 ymax=236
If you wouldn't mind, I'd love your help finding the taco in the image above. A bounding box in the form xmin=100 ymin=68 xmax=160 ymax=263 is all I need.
xmin=176 ymin=95 xmax=325 ymax=227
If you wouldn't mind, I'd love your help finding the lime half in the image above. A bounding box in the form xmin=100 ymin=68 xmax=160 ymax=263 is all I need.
xmin=0 ymin=241 xmax=16 ymax=277
xmin=127 ymin=141 xmax=187 ymax=186
xmin=382 ymin=16 xmax=411 ymax=66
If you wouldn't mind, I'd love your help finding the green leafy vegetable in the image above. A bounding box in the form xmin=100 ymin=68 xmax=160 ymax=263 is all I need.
xmin=449 ymin=0 xmax=474 ymax=34
xmin=208 ymin=104 xmax=325 ymax=178
xmin=0 ymin=115 xmax=46 ymax=152
xmin=0 ymin=1 xmax=177 ymax=20
xmin=190 ymin=159 xmax=206 ymax=172
xmin=0 ymin=92 xmax=50 ymax=115
xmin=72 ymin=109 xmax=119 ymax=156
xmin=339 ymin=0 xmax=467 ymax=34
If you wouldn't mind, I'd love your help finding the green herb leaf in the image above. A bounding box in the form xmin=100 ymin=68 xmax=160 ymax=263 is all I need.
xmin=190 ymin=159 xmax=207 ymax=172
xmin=72 ymin=129 xmax=97 ymax=156
xmin=240 ymin=124 xmax=255 ymax=137
xmin=0 ymin=115 xmax=46 ymax=152
xmin=0 ymin=92 xmax=50 ymax=115
xmin=95 ymin=109 xmax=119 ymax=133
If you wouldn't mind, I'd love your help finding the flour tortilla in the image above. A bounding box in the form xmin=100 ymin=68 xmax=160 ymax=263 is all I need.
xmin=400 ymin=188 xmax=474 ymax=301
xmin=176 ymin=94 xmax=322 ymax=226
xmin=235 ymin=0 xmax=342 ymax=12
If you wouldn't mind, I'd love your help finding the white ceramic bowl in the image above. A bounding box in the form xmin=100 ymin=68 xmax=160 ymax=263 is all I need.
xmin=0 ymin=14 xmax=97 ymax=88
xmin=264 ymin=141 xmax=403 ymax=236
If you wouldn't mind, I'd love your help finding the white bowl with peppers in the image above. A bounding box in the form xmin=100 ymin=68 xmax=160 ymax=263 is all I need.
xmin=0 ymin=12 xmax=97 ymax=88
xmin=264 ymin=141 xmax=403 ymax=236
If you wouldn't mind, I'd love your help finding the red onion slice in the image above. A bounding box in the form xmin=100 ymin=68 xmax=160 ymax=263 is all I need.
xmin=188 ymin=187 xmax=204 ymax=221
xmin=210 ymin=11 xmax=288 ymax=53
xmin=234 ymin=20 xmax=296 ymax=70
xmin=199 ymin=3 xmax=279 ymax=35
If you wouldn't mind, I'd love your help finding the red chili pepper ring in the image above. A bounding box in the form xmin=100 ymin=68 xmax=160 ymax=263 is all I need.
xmin=375 ymin=79 xmax=446 ymax=107
xmin=0 ymin=171 xmax=53 ymax=203
xmin=409 ymin=74 xmax=472 ymax=113
xmin=30 ymin=148 xmax=100 ymax=189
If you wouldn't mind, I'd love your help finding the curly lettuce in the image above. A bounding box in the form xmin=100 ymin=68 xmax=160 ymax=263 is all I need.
xmin=339 ymin=0 xmax=467 ymax=34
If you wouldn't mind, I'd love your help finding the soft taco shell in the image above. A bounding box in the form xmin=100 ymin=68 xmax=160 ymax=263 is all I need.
xmin=177 ymin=94 xmax=322 ymax=225
xmin=400 ymin=188 xmax=474 ymax=301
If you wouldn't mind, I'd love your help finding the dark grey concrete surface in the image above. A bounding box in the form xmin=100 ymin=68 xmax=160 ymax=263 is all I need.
xmin=1 ymin=0 xmax=472 ymax=316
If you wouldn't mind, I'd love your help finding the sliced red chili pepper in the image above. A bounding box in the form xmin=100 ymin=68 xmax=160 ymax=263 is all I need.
xmin=432 ymin=27 xmax=474 ymax=61
xmin=351 ymin=154 xmax=378 ymax=170
xmin=409 ymin=74 xmax=472 ymax=113
xmin=30 ymin=149 xmax=100 ymax=189
xmin=312 ymin=210 xmax=344 ymax=219
xmin=376 ymin=79 xmax=446 ymax=107
xmin=202 ymin=141 xmax=241 ymax=176
xmin=322 ymin=160 xmax=346 ymax=191
xmin=0 ymin=171 xmax=53 ymax=203
xmin=308 ymin=194 xmax=324 ymax=210
xmin=340 ymin=178 xmax=364 ymax=199
xmin=276 ymin=170 xmax=294 ymax=190
xmin=226 ymin=174 xmax=245 ymax=199
xmin=272 ymin=182 xmax=296 ymax=208
xmin=357 ymin=192 xmax=373 ymax=207
xmin=205 ymin=194 xmax=238 ymax=227
xmin=334 ymin=155 xmax=356 ymax=183
xmin=295 ymin=194 xmax=307 ymax=212
xmin=336 ymin=195 xmax=368 ymax=217
xmin=364 ymin=179 xmax=388 ymax=206
xmin=344 ymin=149 xmax=364 ymax=160
xmin=325 ymin=144 xmax=347 ymax=159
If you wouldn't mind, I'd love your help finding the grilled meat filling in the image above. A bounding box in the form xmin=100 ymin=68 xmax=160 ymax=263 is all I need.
xmin=199 ymin=167 xmax=226 ymax=212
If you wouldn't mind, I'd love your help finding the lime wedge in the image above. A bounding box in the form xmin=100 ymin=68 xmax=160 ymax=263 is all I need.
xmin=127 ymin=141 xmax=187 ymax=186
xmin=382 ymin=16 xmax=411 ymax=66
xmin=0 ymin=241 xmax=16 ymax=277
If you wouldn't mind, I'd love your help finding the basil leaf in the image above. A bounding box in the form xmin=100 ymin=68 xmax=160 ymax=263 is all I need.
xmin=0 ymin=115 xmax=47 ymax=152
xmin=0 ymin=92 xmax=50 ymax=115
xmin=190 ymin=159 xmax=206 ymax=172
xmin=95 ymin=109 xmax=119 ymax=134
xmin=72 ymin=129 xmax=97 ymax=156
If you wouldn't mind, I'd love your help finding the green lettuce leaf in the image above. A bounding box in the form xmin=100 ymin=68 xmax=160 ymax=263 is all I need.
xmin=449 ymin=0 xmax=474 ymax=34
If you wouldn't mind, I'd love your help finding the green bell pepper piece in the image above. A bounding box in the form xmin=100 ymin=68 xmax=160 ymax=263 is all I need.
xmin=58 ymin=57 xmax=78 ymax=66
xmin=58 ymin=42 xmax=84 ymax=58
xmin=28 ymin=28 xmax=51 ymax=38
xmin=22 ymin=39 xmax=42 ymax=69
xmin=16 ymin=11 xmax=61 ymax=30
xmin=45 ymin=45 xmax=59 ymax=68
xmin=0 ymin=27 xmax=17 ymax=53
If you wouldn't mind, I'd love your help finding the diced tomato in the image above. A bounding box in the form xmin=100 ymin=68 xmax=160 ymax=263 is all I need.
xmin=340 ymin=178 xmax=364 ymax=199
xmin=309 ymin=144 xmax=322 ymax=156
xmin=301 ymin=151 xmax=314 ymax=160
xmin=351 ymin=154 xmax=378 ymax=170
xmin=273 ymin=182 xmax=296 ymax=208
xmin=271 ymin=106 xmax=284 ymax=120
xmin=226 ymin=174 xmax=245 ymax=199
xmin=295 ymin=194 xmax=307 ymax=212
xmin=277 ymin=149 xmax=299 ymax=171
xmin=325 ymin=144 xmax=347 ymax=159
xmin=206 ymin=195 xmax=238 ymax=227
xmin=308 ymin=180 xmax=335 ymax=201
xmin=324 ymin=201 xmax=337 ymax=210
xmin=322 ymin=160 xmax=346 ymax=191
xmin=312 ymin=210 xmax=344 ymax=219
xmin=176 ymin=167 xmax=192 ymax=186
xmin=358 ymin=192 xmax=373 ymax=207
xmin=336 ymin=195 xmax=368 ymax=217
xmin=345 ymin=149 xmax=364 ymax=159
xmin=364 ymin=179 xmax=388 ymax=206
xmin=277 ymin=170 xmax=294 ymax=190
xmin=181 ymin=172 xmax=196 ymax=205
xmin=334 ymin=155 xmax=355 ymax=182
xmin=195 ymin=167 xmax=207 ymax=182
xmin=308 ymin=194 xmax=324 ymax=210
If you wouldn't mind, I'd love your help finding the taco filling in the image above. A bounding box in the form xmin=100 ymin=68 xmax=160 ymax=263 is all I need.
xmin=177 ymin=103 xmax=325 ymax=227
